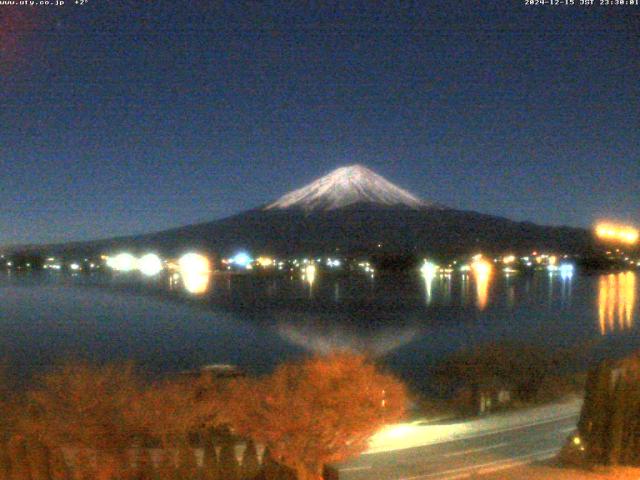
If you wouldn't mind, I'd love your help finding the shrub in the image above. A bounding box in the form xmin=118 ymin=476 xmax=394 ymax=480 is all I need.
xmin=224 ymin=353 xmax=407 ymax=480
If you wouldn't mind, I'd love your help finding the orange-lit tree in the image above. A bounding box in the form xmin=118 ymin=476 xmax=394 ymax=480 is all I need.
xmin=225 ymin=353 xmax=407 ymax=480
xmin=126 ymin=373 xmax=222 ymax=477
xmin=129 ymin=375 xmax=217 ymax=444
xmin=20 ymin=362 xmax=143 ymax=480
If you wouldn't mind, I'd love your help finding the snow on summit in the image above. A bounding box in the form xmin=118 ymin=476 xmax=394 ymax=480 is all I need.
xmin=266 ymin=165 xmax=427 ymax=211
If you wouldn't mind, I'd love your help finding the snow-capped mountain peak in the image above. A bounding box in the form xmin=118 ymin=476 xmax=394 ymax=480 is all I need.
xmin=265 ymin=164 xmax=428 ymax=211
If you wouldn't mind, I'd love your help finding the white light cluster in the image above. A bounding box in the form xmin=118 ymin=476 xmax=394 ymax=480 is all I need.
xmin=326 ymin=258 xmax=342 ymax=268
xmin=106 ymin=252 xmax=164 ymax=276
xmin=138 ymin=253 xmax=163 ymax=276
xmin=420 ymin=260 xmax=438 ymax=279
xmin=107 ymin=252 xmax=137 ymax=272
xmin=358 ymin=261 xmax=375 ymax=274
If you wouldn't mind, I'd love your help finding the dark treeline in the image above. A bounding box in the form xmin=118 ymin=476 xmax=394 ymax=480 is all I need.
xmin=0 ymin=354 xmax=406 ymax=480
xmin=577 ymin=352 xmax=640 ymax=467
xmin=429 ymin=342 xmax=590 ymax=415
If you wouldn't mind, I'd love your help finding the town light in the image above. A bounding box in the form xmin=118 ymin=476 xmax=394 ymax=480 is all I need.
xmin=178 ymin=253 xmax=211 ymax=294
xmin=178 ymin=253 xmax=210 ymax=274
xmin=256 ymin=256 xmax=274 ymax=267
xmin=138 ymin=253 xmax=163 ymax=276
xmin=108 ymin=252 xmax=137 ymax=272
xmin=471 ymin=256 xmax=492 ymax=277
xmin=230 ymin=251 xmax=253 ymax=268
xmin=503 ymin=255 xmax=516 ymax=264
xmin=326 ymin=258 xmax=341 ymax=268
xmin=595 ymin=223 xmax=639 ymax=245
xmin=420 ymin=260 xmax=438 ymax=279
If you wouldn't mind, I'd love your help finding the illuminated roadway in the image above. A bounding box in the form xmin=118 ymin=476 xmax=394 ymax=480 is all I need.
xmin=336 ymin=404 xmax=581 ymax=480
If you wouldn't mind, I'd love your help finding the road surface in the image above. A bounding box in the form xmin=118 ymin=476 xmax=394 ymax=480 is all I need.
xmin=336 ymin=401 xmax=581 ymax=480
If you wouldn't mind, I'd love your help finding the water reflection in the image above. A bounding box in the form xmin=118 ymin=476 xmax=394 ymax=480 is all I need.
xmin=506 ymin=284 xmax=515 ymax=309
xmin=5 ymin=266 xmax=640 ymax=382
xmin=560 ymin=271 xmax=573 ymax=307
xmin=420 ymin=261 xmax=438 ymax=305
xmin=442 ymin=273 xmax=452 ymax=303
xmin=177 ymin=253 xmax=212 ymax=295
xmin=471 ymin=257 xmax=493 ymax=310
xmin=460 ymin=273 xmax=470 ymax=306
xmin=598 ymin=272 xmax=636 ymax=335
xmin=275 ymin=314 xmax=422 ymax=356
xmin=302 ymin=264 xmax=316 ymax=298
xmin=180 ymin=271 xmax=211 ymax=294
xmin=303 ymin=264 xmax=316 ymax=286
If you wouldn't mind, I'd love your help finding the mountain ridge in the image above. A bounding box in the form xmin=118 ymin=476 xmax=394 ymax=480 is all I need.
xmin=4 ymin=165 xmax=595 ymax=258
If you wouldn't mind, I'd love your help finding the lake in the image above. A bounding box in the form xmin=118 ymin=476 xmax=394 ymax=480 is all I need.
xmin=0 ymin=268 xmax=638 ymax=392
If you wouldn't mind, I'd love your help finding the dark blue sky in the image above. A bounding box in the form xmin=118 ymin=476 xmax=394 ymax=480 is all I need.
xmin=1 ymin=1 xmax=638 ymax=245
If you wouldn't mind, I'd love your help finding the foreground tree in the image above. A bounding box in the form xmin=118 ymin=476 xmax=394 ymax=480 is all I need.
xmin=12 ymin=362 xmax=225 ymax=480
xmin=19 ymin=362 xmax=144 ymax=480
xmin=0 ymin=366 xmax=15 ymax=478
xmin=240 ymin=439 xmax=260 ymax=479
xmin=128 ymin=373 xmax=219 ymax=444
xmin=433 ymin=342 xmax=574 ymax=402
xmin=578 ymin=352 xmax=640 ymax=466
xmin=225 ymin=353 xmax=407 ymax=480
xmin=125 ymin=372 xmax=223 ymax=479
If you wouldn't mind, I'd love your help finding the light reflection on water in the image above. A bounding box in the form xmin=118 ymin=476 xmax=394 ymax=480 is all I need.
xmin=460 ymin=273 xmax=470 ymax=306
xmin=275 ymin=314 xmax=422 ymax=356
xmin=598 ymin=272 xmax=636 ymax=335
xmin=420 ymin=266 xmax=436 ymax=305
xmin=473 ymin=265 xmax=492 ymax=310
xmin=181 ymin=271 xmax=211 ymax=295
xmin=1 ymin=269 xmax=639 ymax=380
xmin=157 ymin=267 xmax=637 ymax=349
xmin=421 ymin=265 xmax=495 ymax=311
xmin=176 ymin=253 xmax=212 ymax=295
xmin=560 ymin=272 xmax=573 ymax=307
xmin=178 ymin=268 xmax=634 ymax=354
xmin=506 ymin=282 xmax=515 ymax=309
xmin=442 ymin=274 xmax=452 ymax=304
xmin=168 ymin=270 xmax=212 ymax=295
xmin=301 ymin=264 xmax=316 ymax=298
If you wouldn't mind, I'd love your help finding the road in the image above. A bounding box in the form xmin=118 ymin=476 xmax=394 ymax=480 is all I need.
xmin=336 ymin=406 xmax=581 ymax=480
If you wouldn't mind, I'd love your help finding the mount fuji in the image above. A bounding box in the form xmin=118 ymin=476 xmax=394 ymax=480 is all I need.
xmin=33 ymin=165 xmax=593 ymax=258
xmin=266 ymin=164 xmax=430 ymax=211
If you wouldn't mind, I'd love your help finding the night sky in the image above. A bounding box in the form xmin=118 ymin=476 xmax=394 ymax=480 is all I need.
xmin=1 ymin=1 xmax=638 ymax=246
